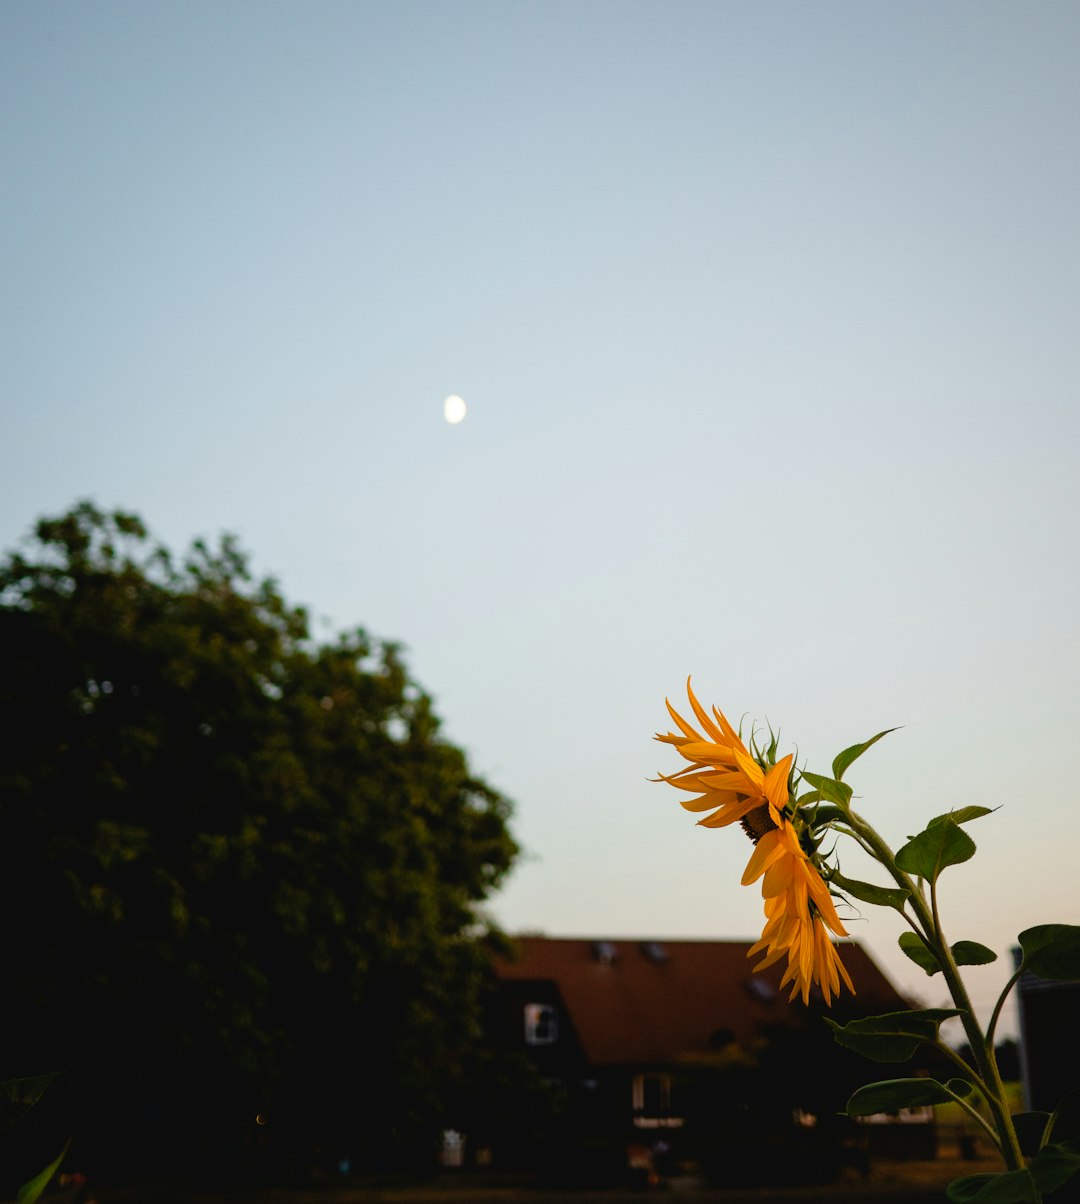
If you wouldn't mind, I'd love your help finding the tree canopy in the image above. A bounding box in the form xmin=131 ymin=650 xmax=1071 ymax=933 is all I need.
xmin=0 ymin=502 xmax=519 ymax=1177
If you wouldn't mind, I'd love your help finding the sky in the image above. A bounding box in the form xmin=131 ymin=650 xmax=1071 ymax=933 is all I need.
xmin=3 ymin=1 xmax=1079 ymax=1042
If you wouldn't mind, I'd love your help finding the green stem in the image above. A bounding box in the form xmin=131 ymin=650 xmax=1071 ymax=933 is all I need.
xmin=935 ymin=1038 xmax=993 ymax=1105
xmin=987 ymin=964 xmax=1024 ymax=1051
xmin=930 ymin=875 xmax=943 ymax=947
xmin=943 ymin=1079 xmax=1006 ymax=1148
xmin=844 ymin=810 xmax=1025 ymax=1173
xmin=831 ymin=826 xmax=933 ymax=943
xmin=935 ymin=933 xmax=1026 ymax=1172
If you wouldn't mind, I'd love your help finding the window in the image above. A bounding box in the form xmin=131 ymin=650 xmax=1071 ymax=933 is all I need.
xmin=632 ymin=1072 xmax=684 ymax=1128
xmin=744 ymin=976 xmax=777 ymax=1003
xmin=856 ymin=1105 xmax=934 ymax=1125
xmin=524 ymin=1003 xmax=557 ymax=1045
xmin=591 ymin=940 xmax=618 ymax=963
xmin=439 ymin=1130 xmax=465 ymax=1167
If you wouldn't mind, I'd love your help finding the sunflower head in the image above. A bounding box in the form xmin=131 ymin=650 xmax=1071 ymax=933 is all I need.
xmin=655 ymin=680 xmax=855 ymax=1006
xmin=653 ymin=679 xmax=794 ymax=832
xmin=740 ymin=802 xmax=780 ymax=844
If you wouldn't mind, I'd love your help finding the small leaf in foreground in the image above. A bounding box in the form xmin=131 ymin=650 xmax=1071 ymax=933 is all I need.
xmin=799 ymin=770 xmax=852 ymax=808
xmin=946 ymin=1168 xmax=1039 ymax=1202
xmin=0 ymin=1074 xmax=61 ymax=1137
xmin=804 ymin=803 xmax=846 ymax=828
xmin=947 ymin=1141 xmax=1080 ymax=1201
xmin=896 ymin=818 xmax=976 ymax=884
xmin=928 ymin=806 xmax=996 ymax=828
xmin=830 ymin=870 xmax=910 ymax=910
xmin=827 ymin=1008 xmax=961 ymax=1062
xmin=17 ymin=1137 xmax=70 ymax=1204
xmin=1028 ymin=1141 xmax=1080 ymax=1193
xmin=845 ymin=1077 xmax=961 ymax=1115
xmin=952 ymin=941 xmax=997 ymax=968
xmin=1046 ymin=1086 xmax=1080 ymax=1145
xmin=1018 ymin=925 xmax=1080 ymax=981
xmin=899 ymin=930 xmax=941 ymax=976
xmin=1011 ymin=1111 xmax=1050 ymax=1159
xmin=831 ymin=728 xmax=899 ymax=781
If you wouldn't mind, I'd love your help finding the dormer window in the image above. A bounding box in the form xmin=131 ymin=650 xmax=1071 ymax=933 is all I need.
xmin=524 ymin=1002 xmax=558 ymax=1045
xmin=590 ymin=940 xmax=618 ymax=964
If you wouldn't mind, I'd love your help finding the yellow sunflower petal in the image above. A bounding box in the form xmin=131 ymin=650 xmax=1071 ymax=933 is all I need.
xmin=740 ymin=831 xmax=784 ymax=884
xmin=661 ymin=771 xmax=737 ymax=794
xmin=697 ymin=799 xmax=758 ymax=827
xmin=762 ymin=853 xmax=796 ymax=897
xmin=776 ymin=822 xmax=804 ymax=856
xmin=678 ymin=740 xmax=741 ymax=766
xmin=733 ymin=746 xmax=765 ymax=790
xmin=664 ymin=699 xmax=701 ymax=742
xmin=651 ymin=766 xmax=710 ymax=788
xmin=679 ymin=790 xmax=744 ymax=813
xmin=763 ymin=754 xmax=793 ymax=811
xmin=750 ymin=943 xmax=788 ymax=971
xmin=816 ymin=924 xmax=840 ymax=1003
xmin=686 ymin=679 xmax=728 ymax=744
xmin=835 ymin=946 xmax=856 ymax=994
xmin=804 ymin=868 xmax=847 ymax=935
xmin=711 ymin=704 xmax=745 ymax=750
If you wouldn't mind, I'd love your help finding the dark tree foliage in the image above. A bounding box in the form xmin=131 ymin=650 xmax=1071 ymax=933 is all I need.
xmin=0 ymin=502 xmax=518 ymax=1178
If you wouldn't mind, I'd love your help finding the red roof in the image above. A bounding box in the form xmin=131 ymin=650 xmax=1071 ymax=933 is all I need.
xmin=496 ymin=936 xmax=907 ymax=1066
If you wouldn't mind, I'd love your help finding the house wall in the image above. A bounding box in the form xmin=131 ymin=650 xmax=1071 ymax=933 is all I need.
xmin=1016 ymin=970 xmax=1080 ymax=1113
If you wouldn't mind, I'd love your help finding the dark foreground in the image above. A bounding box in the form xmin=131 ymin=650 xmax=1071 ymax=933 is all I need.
xmin=93 ymin=1155 xmax=1002 ymax=1204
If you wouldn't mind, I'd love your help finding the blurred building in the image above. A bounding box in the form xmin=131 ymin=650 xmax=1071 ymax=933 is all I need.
xmin=1014 ymin=950 xmax=1080 ymax=1114
xmin=487 ymin=936 xmax=932 ymax=1184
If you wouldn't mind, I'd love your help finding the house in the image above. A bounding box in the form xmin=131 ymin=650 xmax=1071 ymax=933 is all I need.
xmin=486 ymin=935 xmax=933 ymax=1183
xmin=1014 ymin=951 xmax=1080 ymax=1114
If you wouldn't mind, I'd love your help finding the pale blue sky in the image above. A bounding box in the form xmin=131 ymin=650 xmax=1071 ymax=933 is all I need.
xmin=3 ymin=1 xmax=1079 ymax=1037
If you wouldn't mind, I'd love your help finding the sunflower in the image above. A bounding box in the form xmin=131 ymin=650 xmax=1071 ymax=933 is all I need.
xmin=653 ymin=679 xmax=794 ymax=831
xmin=655 ymin=680 xmax=854 ymax=1005
xmin=741 ymin=822 xmax=855 ymax=1005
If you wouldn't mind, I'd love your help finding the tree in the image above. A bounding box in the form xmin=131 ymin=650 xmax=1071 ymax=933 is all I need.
xmin=0 ymin=502 xmax=518 ymax=1178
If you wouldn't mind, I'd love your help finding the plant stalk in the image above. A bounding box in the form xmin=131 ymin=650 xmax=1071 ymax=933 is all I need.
xmin=844 ymin=811 xmax=1025 ymax=1172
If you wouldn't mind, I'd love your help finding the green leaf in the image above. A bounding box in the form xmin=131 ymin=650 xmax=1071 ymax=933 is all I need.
xmin=1047 ymin=1087 xmax=1080 ymax=1145
xmin=899 ymin=930 xmax=941 ymax=975
xmin=0 ymin=1074 xmax=60 ymax=1136
xmin=17 ymin=1137 xmax=70 ymax=1204
xmin=896 ymin=818 xmax=976 ymax=884
xmin=947 ymin=1141 xmax=1080 ymax=1200
xmin=948 ymin=1078 xmax=976 ymax=1097
xmin=1011 ymin=1112 xmax=1051 ymax=1159
xmin=929 ymin=806 xmax=995 ymax=827
xmin=952 ymin=941 xmax=998 ymax=968
xmin=1029 ymin=1141 xmax=1080 ymax=1193
xmin=845 ymin=1077 xmax=960 ymax=1115
xmin=804 ymin=802 xmax=845 ymax=827
xmin=827 ymin=1009 xmax=961 ymax=1062
xmin=1018 ymin=925 xmax=1080 ymax=981
xmin=799 ymin=770 xmax=852 ymax=808
xmin=832 ymin=728 xmax=899 ymax=781
xmin=947 ymin=1169 xmax=1039 ymax=1202
xmin=831 ymin=870 xmax=909 ymax=910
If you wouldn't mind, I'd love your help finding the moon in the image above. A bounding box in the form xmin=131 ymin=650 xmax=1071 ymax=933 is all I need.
xmin=443 ymin=394 xmax=467 ymax=424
